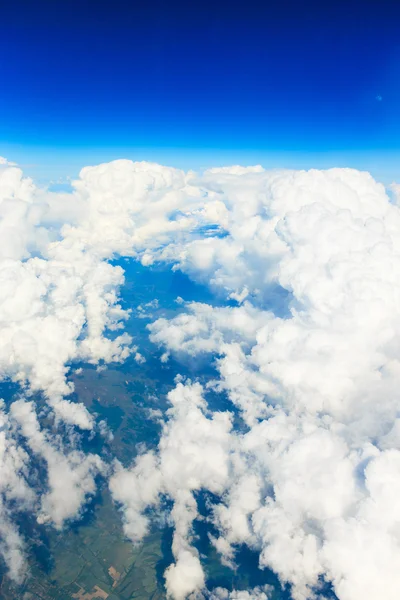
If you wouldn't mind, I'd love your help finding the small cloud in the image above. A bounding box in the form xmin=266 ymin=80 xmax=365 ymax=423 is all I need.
xmin=376 ymin=95 xmax=383 ymax=101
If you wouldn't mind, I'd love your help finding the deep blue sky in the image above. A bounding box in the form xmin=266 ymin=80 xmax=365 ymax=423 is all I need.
xmin=1 ymin=0 xmax=400 ymax=183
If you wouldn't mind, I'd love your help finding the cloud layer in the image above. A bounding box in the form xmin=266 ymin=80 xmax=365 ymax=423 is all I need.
xmin=0 ymin=156 xmax=208 ymax=578
xmin=2 ymin=155 xmax=400 ymax=599
xmin=111 ymin=166 xmax=400 ymax=599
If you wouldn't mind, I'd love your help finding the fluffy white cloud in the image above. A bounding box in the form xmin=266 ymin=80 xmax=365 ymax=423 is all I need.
xmin=0 ymin=396 xmax=105 ymax=580
xmin=111 ymin=381 xmax=233 ymax=599
xmin=10 ymin=399 xmax=104 ymax=529
xmin=0 ymin=159 xmax=130 ymax=419
xmin=0 ymin=156 xmax=206 ymax=581
xmin=0 ymin=157 xmax=224 ymax=414
xmin=4 ymin=155 xmax=400 ymax=599
xmin=112 ymin=166 xmax=400 ymax=600
xmin=0 ymin=159 xmax=180 ymax=576
xmin=0 ymin=400 xmax=34 ymax=580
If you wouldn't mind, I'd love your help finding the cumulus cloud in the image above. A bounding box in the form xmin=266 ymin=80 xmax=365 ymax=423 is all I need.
xmin=4 ymin=155 xmax=400 ymax=599
xmin=0 ymin=156 xmax=207 ymax=580
xmin=110 ymin=381 xmax=233 ymax=599
xmin=0 ymin=159 xmax=129 ymax=419
xmin=111 ymin=166 xmax=400 ymax=600
xmin=0 ymin=157 xmax=224 ymax=413
xmin=0 ymin=395 xmax=105 ymax=580
xmin=0 ymin=400 xmax=34 ymax=580
xmin=10 ymin=399 xmax=104 ymax=528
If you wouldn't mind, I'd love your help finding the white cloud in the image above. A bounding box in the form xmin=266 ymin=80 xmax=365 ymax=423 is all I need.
xmin=10 ymin=399 xmax=104 ymax=529
xmin=111 ymin=381 xmax=234 ymax=599
xmin=209 ymin=585 xmax=274 ymax=600
xmin=0 ymin=395 xmax=105 ymax=580
xmin=0 ymin=400 xmax=34 ymax=580
xmin=111 ymin=166 xmax=400 ymax=600
xmin=0 ymin=157 xmax=199 ymax=578
xmin=4 ymin=155 xmax=400 ymax=598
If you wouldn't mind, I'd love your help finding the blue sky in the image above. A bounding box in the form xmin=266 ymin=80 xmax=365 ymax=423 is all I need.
xmin=1 ymin=0 xmax=400 ymax=184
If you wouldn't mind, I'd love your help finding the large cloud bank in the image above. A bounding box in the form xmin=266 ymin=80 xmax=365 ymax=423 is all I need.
xmin=0 ymin=155 xmax=221 ymax=580
xmin=0 ymin=157 xmax=196 ymax=578
xmin=110 ymin=165 xmax=400 ymax=599
xmin=2 ymin=155 xmax=400 ymax=598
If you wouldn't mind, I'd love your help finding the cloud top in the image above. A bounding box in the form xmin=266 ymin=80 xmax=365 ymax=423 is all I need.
xmin=2 ymin=156 xmax=400 ymax=599
xmin=110 ymin=164 xmax=400 ymax=600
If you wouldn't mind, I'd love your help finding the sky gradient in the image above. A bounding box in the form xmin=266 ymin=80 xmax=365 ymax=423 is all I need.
xmin=1 ymin=0 xmax=400 ymax=183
